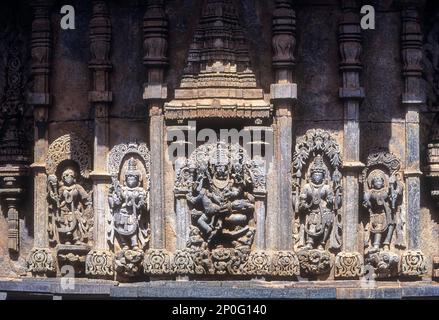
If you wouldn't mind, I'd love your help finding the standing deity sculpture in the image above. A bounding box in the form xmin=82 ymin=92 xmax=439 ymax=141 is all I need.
xmin=48 ymin=166 xmax=92 ymax=246
xmin=108 ymin=157 xmax=150 ymax=252
xmin=299 ymin=155 xmax=339 ymax=251
xmin=107 ymin=143 xmax=151 ymax=278
xmin=362 ymin=152 xmax=405 ymax=278
xmin=292 ymin=129 xmax=343 ymax=276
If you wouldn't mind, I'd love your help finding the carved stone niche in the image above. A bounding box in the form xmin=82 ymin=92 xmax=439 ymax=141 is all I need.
xmin=46 ymin=134 xmax=93 ymax=275
xmin=145 ymin=141 xmax=289 ymax=277
xmin=292 ymin=129 xmax=343 ymax=277
xmin=361 ymin=152 xmax=405 ymax=279
xmin=107 ymin=142 xmax=151 ymax=278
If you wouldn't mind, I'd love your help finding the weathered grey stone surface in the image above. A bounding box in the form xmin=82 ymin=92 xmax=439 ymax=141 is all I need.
xmin=1 ymin=0 xmax=439 ymax=298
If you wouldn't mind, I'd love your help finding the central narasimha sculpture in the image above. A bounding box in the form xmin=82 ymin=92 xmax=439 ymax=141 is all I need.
xmin=184 ymin=142 xmax=256 ymax=251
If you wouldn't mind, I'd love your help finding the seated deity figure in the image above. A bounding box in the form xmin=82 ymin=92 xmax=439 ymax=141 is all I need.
xmin=109 ymin=158 xmax=148 ymax=251
xmin=187 ymin=146 xmax=255 ymax=248
xmin=48 ymin=166 xmax=92 ymax=245
xmin=299 ymin=155 xmax=335 ymax=250
xmin=363 ymin=170 xmax=403 ymax=253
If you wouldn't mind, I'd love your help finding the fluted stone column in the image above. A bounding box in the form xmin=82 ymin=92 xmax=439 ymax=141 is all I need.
xmin=335 ymin=0 xmax=365 ymax=279
xmin=400 ymin=4 xmax=427 ymax=278
xmin=85 ymin=0 xmax=115 ymax=278
xmin=270 ymin=0 xmax=297 ymax=251
xmin=26 ymin=0 xmax=56 ymax=276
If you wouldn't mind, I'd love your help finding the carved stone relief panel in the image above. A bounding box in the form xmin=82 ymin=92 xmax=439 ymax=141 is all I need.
xmin=142 ymin=141 xmax=299 ymax=278
xmin=46 ymin=134 xmax=93 ymax=274
xmin=292 ymin=129 xmax=343 ymax=277
xmin=361 ymin=151 xmax=405 ymax=279
xmin=107 ymin=142 xmax=151 ymax=278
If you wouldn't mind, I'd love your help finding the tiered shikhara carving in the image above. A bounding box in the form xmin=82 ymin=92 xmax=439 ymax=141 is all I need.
xmin=107 ymin=142 xmax=151 ymax=278
xmin=46 ymin=134 xmax=93 ymax=274
xmin=362 ymin=152 xmax=405 ymax=278
xmin=292 ymin=129 xmax=343 ymax=276
xmin=164 ymin=0 xmax=271 ymax=119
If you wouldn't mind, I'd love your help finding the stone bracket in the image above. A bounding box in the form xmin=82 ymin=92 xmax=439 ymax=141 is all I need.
xmin=27 ymin=93 xmax=51 ymax=106
xmin=335 ymin=252 xmax=364 ymax=279
xmin=339 ymin=87 xmax=365 ymax=100
xmin=270 ymin=83 xmax=297 ymax=100
xmin=143 ymin=84 xmax=168 ymax=100
xmin=400 ymin=250 xmax=427 ymax=277
xmin=89 ymin=91 xmax=113 ymax=103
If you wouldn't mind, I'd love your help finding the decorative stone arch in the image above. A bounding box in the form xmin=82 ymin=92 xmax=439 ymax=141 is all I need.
xmin=107 ymin=141 xmax=151 ymax=190
xmin=46 ymin=134 xmax=92 ymax=178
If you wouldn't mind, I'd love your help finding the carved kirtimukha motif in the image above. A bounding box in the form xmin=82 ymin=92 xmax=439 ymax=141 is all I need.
xmin=362 ymin=152 xmax=405 ymax=278
xmin=292 ymin=129 xmax=343 ymax=276
xmin=107 ymin=142 xmax=151 ymax=277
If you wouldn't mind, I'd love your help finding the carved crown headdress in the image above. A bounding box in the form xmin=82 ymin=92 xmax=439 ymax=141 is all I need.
xmin=212 ymin=142 xmax=230 ymax=167
xmin=310 ymin=154 xmax=326 ymax=174
xmin=125 ymin=157 xmax=141 ymax=177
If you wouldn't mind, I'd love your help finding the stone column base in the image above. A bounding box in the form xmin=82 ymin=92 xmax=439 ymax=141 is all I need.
xmin=85 ymin=250 xmax=114 ymax=278
xmin=335 ymin=252 xmax=363 ymax=279
xmin=400 ymin=250 xmax=427 ymax=277
xmin=27 ymin=248 xmax=56 ymax=276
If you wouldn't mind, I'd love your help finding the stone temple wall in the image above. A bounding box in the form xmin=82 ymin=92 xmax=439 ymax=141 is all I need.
xmin=1 ymin=0 xmax=439 ymax=298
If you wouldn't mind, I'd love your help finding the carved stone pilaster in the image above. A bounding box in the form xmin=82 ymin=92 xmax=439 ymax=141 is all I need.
xmin=270 ymin=0 xmax=297 ymax=251
xmin=143 ymin=1 xmax=168 ymax=251
xmin=28 ymin=1 xmax=53 ymax=275
xmin=85 ymin=250 xmax=114 ymax=277
xmin=338 ymin=0 xmax=364 ymax=257
xmin=88 ymin=2 xmax=113 ymax=270
xmin=0 ymin=168 xmax=27 ymax=254
xmin=400 ymin=250 xmax=427 ymax=277
xmin=401 ymin=4 xmax=424 ymax=256
xmin=335 ymin=252 xmax=363 ymax=279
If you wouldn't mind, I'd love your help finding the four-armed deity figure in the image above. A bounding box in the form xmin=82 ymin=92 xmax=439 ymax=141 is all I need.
xmin=109 ymin=158 xmax=149 ymax=251
xmin=186 ymin=145 xmax=255 ymax=248
xmin=48 ymin=167 xmax=92 ymax=245
xmin=363 ymin=170 xmax=403 ymax=253
xmin=299 ymin=155 xmax=339 ymax=250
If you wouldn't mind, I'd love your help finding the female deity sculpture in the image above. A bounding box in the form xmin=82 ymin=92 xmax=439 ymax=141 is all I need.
xmin=108 ymin=157 xmax=150 ymax=251
xmin=298 ymin=155 xmax=337 ymax=250
xmin=47 ymin=166 xmax=92 ymax=245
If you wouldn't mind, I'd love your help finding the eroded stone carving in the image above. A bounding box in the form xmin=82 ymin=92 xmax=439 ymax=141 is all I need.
xmin=27 ymin=248 xmax=56 ymax=275
xmin=292 ymin=129 xmax=343 ymax=276
xmin=401 ymin=250 xmax=427 ymax=277
xmin=45 ymin=134 xmax=93 ymax=274
xmin=85 ymin=250 xmax=114 ymax=277
xmin=180 ymin=142 xmax=257 ymax=253
xmin=335 ymin=252 xmax=363 ymax=279
xmin=362 ymin=152 xmax=404 ymax=278
xmin=47 ymin=167 xmax=93 ymax=246
xmin=143 ymin=249 xmax=171 ymax=275
xmin=107 ymin=142 xmax=151 ymax=277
